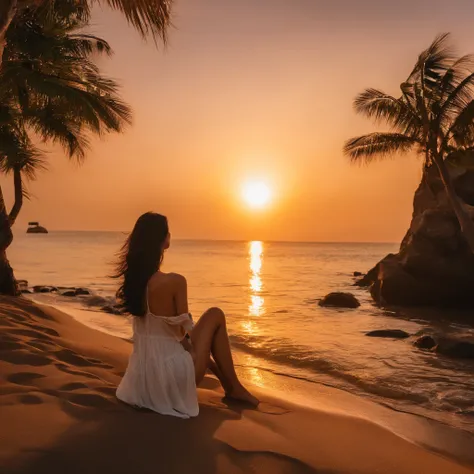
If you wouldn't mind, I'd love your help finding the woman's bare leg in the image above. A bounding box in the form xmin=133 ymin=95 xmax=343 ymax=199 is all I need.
xmin=191 ymin=307 xmax=259 ymax=406
xmin=208 ymin=358 xmax=232 ymax=393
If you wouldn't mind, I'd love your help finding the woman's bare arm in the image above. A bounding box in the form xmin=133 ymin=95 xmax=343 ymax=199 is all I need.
xmin=173 ymin=274 xmax=194 ymax=355
xmin=173 ymin=274 xmax=189 ymax=315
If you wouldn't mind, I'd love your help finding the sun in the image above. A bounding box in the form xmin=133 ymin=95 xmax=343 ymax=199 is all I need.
xmin=242 ymin=180 xmax=272 ymax=209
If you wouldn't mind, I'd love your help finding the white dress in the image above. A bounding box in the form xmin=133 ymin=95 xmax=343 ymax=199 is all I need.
xmin=116 ymin=301 xmax=199 ymax=418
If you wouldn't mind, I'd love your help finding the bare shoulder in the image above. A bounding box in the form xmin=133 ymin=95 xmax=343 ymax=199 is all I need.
xmin=166 ymin=272 xmax=187 ymax=287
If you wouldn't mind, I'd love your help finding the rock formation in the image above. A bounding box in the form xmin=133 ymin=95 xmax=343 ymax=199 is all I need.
xmin=357 ymin=166 xmax=474 ymax=308
xmin=319 ymin=292 xmax=360 ymax=308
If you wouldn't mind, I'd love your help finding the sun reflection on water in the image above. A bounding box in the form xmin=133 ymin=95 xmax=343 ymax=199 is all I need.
xmin=248 ymin=241 xmax=265 ymax=319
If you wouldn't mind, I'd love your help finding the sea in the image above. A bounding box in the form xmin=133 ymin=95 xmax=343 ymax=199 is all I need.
xmin=9 ymin=231 xmax=474 ymax=433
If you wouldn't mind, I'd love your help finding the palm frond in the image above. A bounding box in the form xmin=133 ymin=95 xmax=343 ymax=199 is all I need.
xmin=432 ymin=55 xmax=474 ymax=98
xmin=27 ymin=107 xmax=90 ymax=161
xmin=407 ymin=33 xmax=456 ymax=92
xmin=68 ymin=34 xmax=113 ymax=57
xmin=344 ymin=133 xmax=418 ymax=164
xmin=446 ymin=99 xmax=474 ymax=147
xmin=0 ymin=127 xmax=46 ymax=180
xmin=437 ymin=72 xmax=474 ymax=130
xmin=98 ymin=0 xmax=172 ymax=42
xmin=353 ymin=88 xmax=422 ymax=136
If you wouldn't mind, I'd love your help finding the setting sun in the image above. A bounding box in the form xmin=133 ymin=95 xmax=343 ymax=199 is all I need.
xmin=242 ymin=181 xmax=272 ymax=209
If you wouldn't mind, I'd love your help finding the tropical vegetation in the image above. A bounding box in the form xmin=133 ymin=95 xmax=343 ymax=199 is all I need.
xmin=344 ymin=33 xmax=474 ymax=253
xmin=0 ymin=3 xmax=137 ymax=293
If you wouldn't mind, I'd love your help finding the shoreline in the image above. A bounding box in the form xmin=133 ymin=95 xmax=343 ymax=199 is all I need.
xmin=22 ymin=293 xmax=474 ymax=436
xmin=29 ymin=294 xmax=474 ymax=435
xmin=1 ymin=296 xmax=474 ymax=474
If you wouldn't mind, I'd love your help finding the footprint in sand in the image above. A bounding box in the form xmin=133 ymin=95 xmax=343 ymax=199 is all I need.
xmin=0 ymin=350 xmax=51 ymax=366
xmin=22 ymin=322 xmax=59 ymax=337
xmin=95 ymin=386 xmax=117 ymax=396
xmin=27 ymin=339 xmax=57 ymax=351
xmin=55 ymin=363 xmax=102 ymax=380
xmin=8 ymin=328 xmax=52 ymax=340
xmin=8 ymin=372 xmax=46 ymax=386
xmin=60 ymin=382 xmax=90 ymax=391
xmin=54 ymin=349 xmax=114 ymax=369
xmin=18 ymin=394 xmax=43 ymax=405
xmin=0 ymin=340 xmax=23 ymax=351
xmin=64 ymin=392 xmax=115 ymax=409
xmin=0 ymin=319 xmax=15 ymax=327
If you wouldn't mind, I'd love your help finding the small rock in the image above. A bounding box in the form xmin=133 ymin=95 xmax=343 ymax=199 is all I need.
xmin=21 ymin=289 xmax=32 ymax=294
xmin=366 ymin=329 xmax=410 ymax=339
xmin=436 ymin=338 xmax=474 ymax=359
xmin=414 ymin=335 xmax=437 ymax=350
xmin=75 ymin=288 xmax=90 ymax=296
xmin=61 ymin=290 xmax=76 ymax=297
xmin=101 ymin=305 xmax=123 ymax=315
xmin=83 ymin=295 xmax=109 ymax=307
xmin=33 ymin=286 xmax=57 ymax=293
xmin=319 ymin=292 xmax=360 ymax=309
xmin=353 ymin=271 xmax=363 ymax=277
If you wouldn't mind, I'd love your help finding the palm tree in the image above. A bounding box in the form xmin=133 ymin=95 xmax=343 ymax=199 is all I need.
xmin=344 ymin=33 xmax=474 ymax=253
xmin=0 ymin=4 xmax=132 ymax=294
xmin=0 ymin=0 xmax=172 ymax=69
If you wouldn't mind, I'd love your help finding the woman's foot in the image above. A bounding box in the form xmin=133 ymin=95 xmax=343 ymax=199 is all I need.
xmin=225 ymin=384 xmax=259 ymax=407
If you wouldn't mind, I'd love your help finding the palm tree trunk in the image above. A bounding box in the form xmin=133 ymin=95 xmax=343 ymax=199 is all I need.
xmin=9 ymin=167 xmax=22 ymax=226
xmin=0 ymin=184 xmax=18 ymax=295
xmin=0 ymin=0 xmax=19 ymax=295
xmin=0 ymin=0 xmax=17 ymax=68
xmin=434 ymin=156 xmax=474 ymax=253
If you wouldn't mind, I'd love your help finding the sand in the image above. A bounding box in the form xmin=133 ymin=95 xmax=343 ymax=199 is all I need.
xmin=0 ymin=296 xmax=473 ymax=474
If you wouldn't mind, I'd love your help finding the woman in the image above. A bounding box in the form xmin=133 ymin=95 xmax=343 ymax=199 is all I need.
xmin=115 ymin=212 xmax=258 ymax=418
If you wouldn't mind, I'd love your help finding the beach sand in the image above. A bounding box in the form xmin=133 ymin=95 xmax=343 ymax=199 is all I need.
xmin=1 ymin=296 xmax=473 ymax=474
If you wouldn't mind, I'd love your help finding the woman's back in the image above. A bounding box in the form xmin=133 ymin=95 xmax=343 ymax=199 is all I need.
xmin=116 ymin=271 xmax=198 ymax=418
xmin=146 ymin=271 xmax=183 ymax=317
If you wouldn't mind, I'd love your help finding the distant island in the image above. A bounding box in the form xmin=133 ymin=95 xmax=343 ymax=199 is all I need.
xmin=27 ymin=222 xmax=48 ymax=234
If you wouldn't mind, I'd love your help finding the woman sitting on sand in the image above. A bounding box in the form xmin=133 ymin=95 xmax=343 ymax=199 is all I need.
xmin=115 ymin=212 xmax=258 ymax=418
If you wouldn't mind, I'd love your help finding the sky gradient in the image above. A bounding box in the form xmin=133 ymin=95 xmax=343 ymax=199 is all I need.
xmin=3 ymin=0 xmax=474 ymax=241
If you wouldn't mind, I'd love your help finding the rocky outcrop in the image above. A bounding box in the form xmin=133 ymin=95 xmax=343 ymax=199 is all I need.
xmin=27 ymin=222 xmax=48 ymax=234
xmin=319 ymin=292 xmax=360 ymax=308
xmin=360 ymin=166 xmax=474 ymax=308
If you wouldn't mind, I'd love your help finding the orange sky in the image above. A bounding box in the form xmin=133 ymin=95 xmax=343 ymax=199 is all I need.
xmin=3 ymin=0 xmax=474 ymax=242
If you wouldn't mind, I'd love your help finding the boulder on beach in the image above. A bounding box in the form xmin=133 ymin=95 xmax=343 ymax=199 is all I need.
xmin=61 ymin=290 xmax=76 ymax=297
xmin=83 ymin=295 xmax=110 ymax=307
xmin=414 ymin=335 xmax=437 ymax=349
xmin=75 ymin=288 xmax=90 ymax=296
xmin=366 ymin=329 xmax=410 ymax=339
xmin=319 ymin=292 xmax=360 ymax=309
xmin=33 ymin=286 xmax=58 ymax=293
xmin=414 ymin=335 xmax=474 ymax=359
xmin=357 ymin=166 xmax=474 ymax=308
xmin=102 ymin=305 xmax=123 ymax=315
xmin=435 ymin=338 xmax=474 ymax=359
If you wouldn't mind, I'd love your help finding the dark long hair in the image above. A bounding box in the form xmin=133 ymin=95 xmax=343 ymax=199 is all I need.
xmin=114 ymin=212 xmax=169 ymax=316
